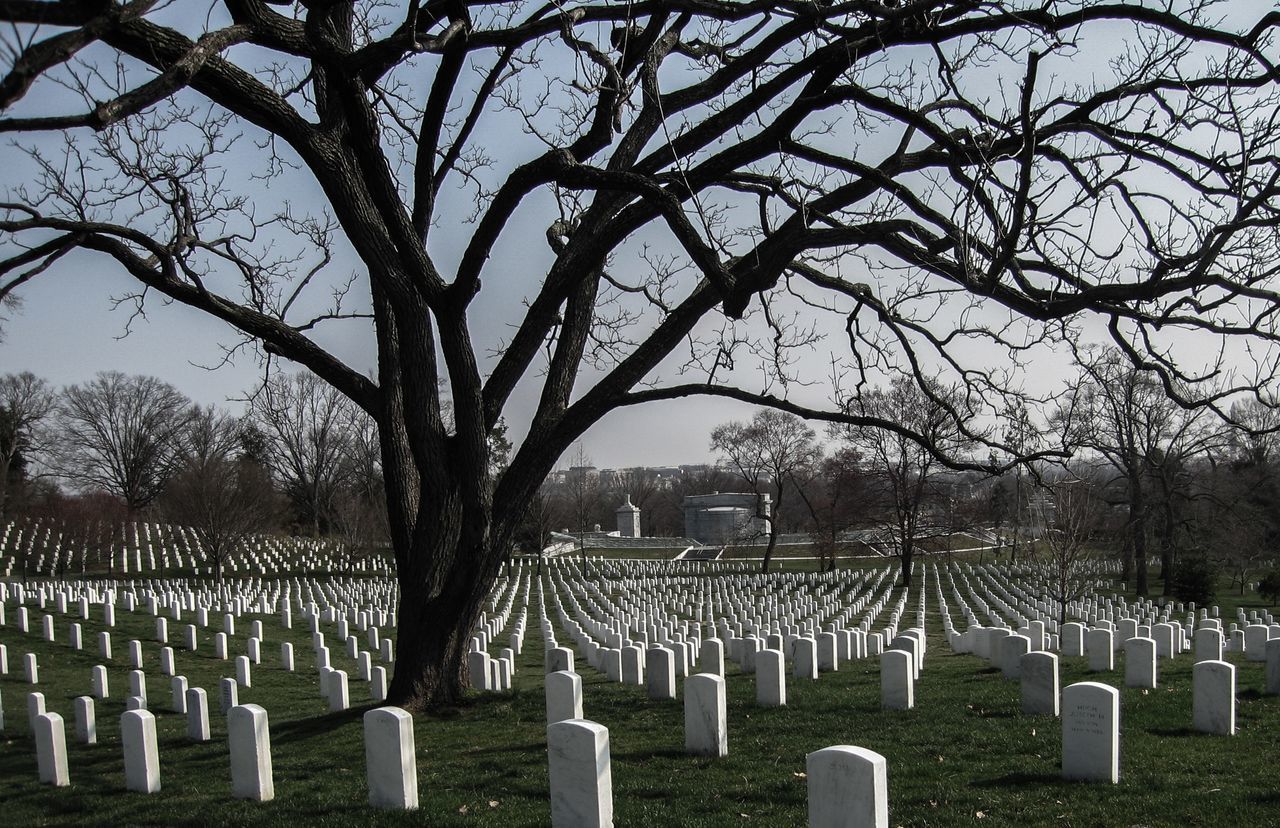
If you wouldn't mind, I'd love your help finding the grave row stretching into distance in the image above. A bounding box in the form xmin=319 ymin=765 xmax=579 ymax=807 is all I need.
xmin=2 ymin=557 xmax=1278 ymax=824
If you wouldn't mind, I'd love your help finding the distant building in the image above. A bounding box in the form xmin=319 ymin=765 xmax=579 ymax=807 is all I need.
xmin=615 ymin=494 xmax=641 ymax=538
xmin=683 ymin=492 xmax=770 ymax=545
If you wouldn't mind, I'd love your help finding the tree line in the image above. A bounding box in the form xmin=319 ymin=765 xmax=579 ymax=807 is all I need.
xmin=0 ymin=369 xmax=390 ymax=580
xmin=694 ymin=350 xmax=1280 ymax=605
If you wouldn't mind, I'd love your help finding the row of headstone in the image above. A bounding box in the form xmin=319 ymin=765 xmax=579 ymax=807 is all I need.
xmin=546 ymin=715 xmax=890 ymax=828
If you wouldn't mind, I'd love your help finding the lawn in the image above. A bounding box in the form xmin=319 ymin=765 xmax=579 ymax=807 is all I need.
xmin=0 ymin=567 xmax=1277 ymax=827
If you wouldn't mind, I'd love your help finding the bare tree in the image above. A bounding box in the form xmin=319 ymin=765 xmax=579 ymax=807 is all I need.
xmin=53 ymin=372 xmax=192 ymax=515
xmin=562 ymin=443 xmax=603 ymax=575
xmin=248 ymin=371 xmax=354 ymax=536
xmin=999 ymin=401 xmax=1041 ymax=564
xmin=162 ymin=405 xmax=278 ymax=580
xmin=1056 ymin=348 xmax=1220 ymax=596
xmin=1034 ymin=476 xmax=1106 ymax=627
xmin=800 ymin=446 xmax=869 ymax=573
xmin=711 ymin=409 xmax=821 ymax=573
xmin=836 ymin=377 xmax=965 ymax=587
xmin=0 ymin=371 xmax=54 ymax=520
xmin=516 ymin=482 xmax=559 ymax=575
xmin=4 ymin=2 xmax=1280 ymax=707
xmin=332 ymin=405 xmax=389 ymax=572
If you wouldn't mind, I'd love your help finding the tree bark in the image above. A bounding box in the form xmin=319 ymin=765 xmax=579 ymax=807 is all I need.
xmin=388 ymin=553 xmax=489 ymax=709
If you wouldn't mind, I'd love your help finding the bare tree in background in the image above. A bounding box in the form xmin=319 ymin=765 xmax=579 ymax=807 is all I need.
xmin=4 ymin=2 xmax=1280 ymax=707
xmin=1034 ymin=476 xmax=1105 ymax=627
xmin=1056 ymin=347 xmax=1219 ymax=596
xmin=0 ymin=371 xmax=54 ymax=520
xmin=54 ymin=372 xmax=192 ymax=515
xmin=563 ymin=443 xmax=602 ymax=576
xmin=800 ymin=446 xmax=868 ymax=573
xmin=248 ymin=371 xmax=354 ymax=536
xmin=711 ymin=408 xmax=821 ymax=573
xmin=999 ymin=401 xmax=1041 ymax=564
xmin=332 ymin=406 xmax=389 ymax=572
xmin=836 ymin=377 xmax=964 ymax=587
xmin=162 ymin=405 xmax=278 ymax=580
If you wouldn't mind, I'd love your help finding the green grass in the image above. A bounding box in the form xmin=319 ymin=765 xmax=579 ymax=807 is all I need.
xmin=1 ymin=574 xmax=1278 ymax=827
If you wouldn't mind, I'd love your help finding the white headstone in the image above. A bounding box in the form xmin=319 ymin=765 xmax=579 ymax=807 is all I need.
xmin=1061 ymin=682 xmax=1119 ymax=783
xmin=160 ymin=647 xmax=175 ymax=677
xmin=1194 ymin=627 xmax=1223 ymax=663
xmin=281 ymin=642 xmax=295 ymax=672
xmin=74 ymin=695 xmax=96 ymax=744
xmin=121 ymin=709 xmax=161 ymax=793
xmin=756 ymin=648 xmax=786 ymax=707
xmin=228 ymin=704 xmax=275 ymax=801
xmin=1001 ymin=634 xmax=1031 ymax=680
xmin=469 ymin=651 xmax=492 ymax=691
xmin=699 ymin=638 xmax=725 ymax=677
xmin=128 ymin=670 xmax=148 ymax=706
xmin=329 ymin=669 xmax=350 ymax=712
xmin=91 ymin=665 xmax=109 ymax=699
xmin=1192 ymin=660 xmax=1235 ymax=735
xmin=371 ymin=666 xmax=388 ymax=703
xmin=546 ymin=646 xmax=575 ymax=674
xmin=1124 ymin=637 xmax=1157 ymax=689
xmin=1086 ymin=628 xmax=1113 ymax=672
xmin=646 ymin=647 xmax=675 ymax=701
xmin=35 ymin=711 xmax=70 ymax=787
xmin=880 ymin=650 xmax=913 ymax=711
xmin=547 ymin=670 xmax=584 ymax=724
xmin=24 ymin=652 xmax=38 ymax=684
xmin=365 ymin=707 xmax=419 ymax=810
xmin=684 ymin=673 xmax=728 ymax=757
xmin=548 ymin=719 xmax=613 ymax=828
xmin=1061 ymin=622 xmax=1085 ymax=657
xmin=186 ymin=687 xmax=211 ymax=742
xmin=236 ymin=655 xmax=252 ymax=688
xmin=171 ymin=676 xmax=188 ymax=714
xmin=794 ymin=638 xmax=819 ymax=680
xmin=1266 ymin=638 xmax=1280 ymax=696
xmin=27 ymin=691 xmax=45 ymax=731
xmin=1244 ymin=625 xmax=1270 ymax=661
xmin=1020 ymin=651 xmax=1060 ymax=717
xmin=220 ymin=677 xmax=239 ymax=715
xmin=806 ymin=745 xmax=888 ymax=828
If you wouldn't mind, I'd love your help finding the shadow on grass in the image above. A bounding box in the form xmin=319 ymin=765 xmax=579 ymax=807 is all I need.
xmin=268 ymin=706 xmax=371 ymax=744
xmin=1146 ymin=726 xmax=1196 ymax=737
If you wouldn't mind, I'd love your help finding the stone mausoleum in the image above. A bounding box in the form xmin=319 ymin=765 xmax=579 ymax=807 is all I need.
xmin=682 ymin=492 xmax=770 ymax=545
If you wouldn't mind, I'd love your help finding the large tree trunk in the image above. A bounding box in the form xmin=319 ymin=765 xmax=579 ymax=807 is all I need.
xmin=388 ymin=553 xmax=491 ymax=709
